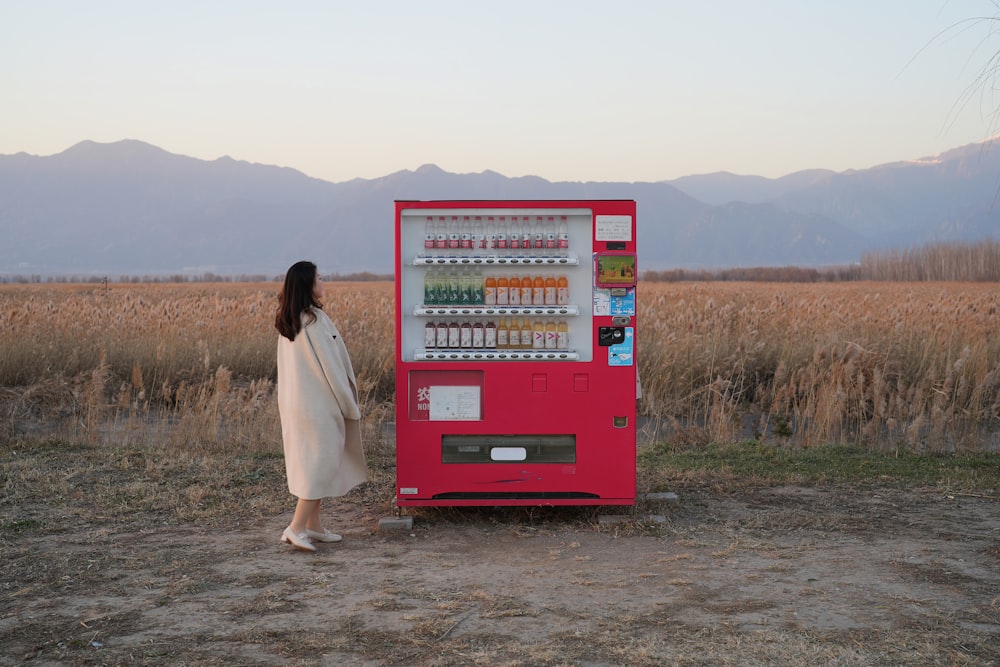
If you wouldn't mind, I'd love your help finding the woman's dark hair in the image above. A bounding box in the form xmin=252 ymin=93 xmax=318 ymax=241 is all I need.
xmin=275 ymin=261 xmax=322 ymax=341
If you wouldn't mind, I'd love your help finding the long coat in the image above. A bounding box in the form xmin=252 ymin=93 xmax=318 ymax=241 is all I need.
xmin=277 ymin=308 xmax=367 ymax=499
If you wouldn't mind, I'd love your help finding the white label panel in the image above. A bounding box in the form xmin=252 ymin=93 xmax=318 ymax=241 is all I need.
xmin=594 ymin=215 xmax=633 ymax=241
xmin=428 ymin=385 xmax=481 ymax=420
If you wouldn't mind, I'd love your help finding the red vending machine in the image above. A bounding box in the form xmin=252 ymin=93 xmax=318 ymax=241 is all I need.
xmin=394 ymin=200 xmax=637 ymax=507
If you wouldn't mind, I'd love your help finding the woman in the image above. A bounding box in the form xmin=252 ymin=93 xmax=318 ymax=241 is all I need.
xmin=274 ymin=261 xmax=367 ymax=552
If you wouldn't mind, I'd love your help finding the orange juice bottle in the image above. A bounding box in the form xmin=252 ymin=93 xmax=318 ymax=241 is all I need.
xmin=532 ymin=321 xmax=545 ymax=349
xmin=521 ymin=274 xmax=533 ymax=305
xmin=484 ymin=274 xmax=497 ymax=305
xmin=544 ymin=274 xmax=556 ymax=305
xmin=508 ymin=317 xmax=521 ymax=349
xmin=496 ymin=318 xmax=509 ymax=349
xmin=509 ymin=275 xmax=521 ymax=306
xmin=497 ymin=274 xmax=509 ymax=305
xmin=557 ymin=274 xmax=569 ymax=305
xmin=520 ymin=318 xmax=533 ymax=349
xmin=532 ymin=275 xmax=544 ymax=305
xmin=545 ymin=321 xmax=557 ymax=349
xmin=557 ymin=321 xmax=569 ymax=349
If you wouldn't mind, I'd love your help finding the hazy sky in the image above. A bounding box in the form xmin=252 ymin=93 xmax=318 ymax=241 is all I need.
xmin=3 ymin=1 xmax=1000 ymax=183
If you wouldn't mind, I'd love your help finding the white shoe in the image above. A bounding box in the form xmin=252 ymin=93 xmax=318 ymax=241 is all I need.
xmin=281 ymin=527 xmax=316 ymax=552
xmin=306 ymin=528 xmax=342 ymax=543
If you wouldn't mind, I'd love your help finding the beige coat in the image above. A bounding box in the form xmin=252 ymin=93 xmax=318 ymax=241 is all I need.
xmin=277 ymin=308 xmax=367 ymax=499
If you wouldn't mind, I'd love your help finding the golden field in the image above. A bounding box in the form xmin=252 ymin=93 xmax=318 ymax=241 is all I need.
xmin=1 ymin=280 xmax=998 ymax=452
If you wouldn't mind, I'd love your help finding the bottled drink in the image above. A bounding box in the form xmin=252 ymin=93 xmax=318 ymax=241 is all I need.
xmin=460 ymin=320 xmax=473 ymax=348
xmin=545 ymin=321 xmax=557 ymax=349
xmin=434 ymin=270 xmax=447 ymax=305
xmin=424 ymin=216 xmax=435 ymax=255
xmin=557 ymin=274 xmax=569 ymax=305
xmin=424 ymin=321 xmax=437 ymax=348
xmin=460 ymin=216 xmax=472 ymax=256
xmin=509 ymin=275 xmax=521 ymax=306
xmin=459 ymin=269 xmax=473 ymax=305
xmin=484 ymin=320 xmax=497 ymax=348
xmin=448 ymin=216 xmax=460 ymax=256
xmin=545 ymin=216 xmax=557 ymax=254
xmin=532 ymin=275 xmax=544 ymax=305
xmin=435 ymin=217 xmax=448 ymax=256
xmin=496 ymin=274 xmax=509 ymax=305
xmin=521 ymin=274 xmax=533 ymax=305
xmin=509 ymin=217 xmax=521 ymax=252
xmin=424 ymin=270 xmax=435 ymax=305
xmin=435 ymin=321 xmax=449 ymax=348
xmin=485 ymin=217 xmax=497 ymax=253
xmin=520 ymin=318 xmax=532 ymax=349
xmin=484 ymin=274 xmax=497 ymax=305
xmin=496 ymin=216 xmax=508 ymax=253
xmin=508 ymin=318 xmax=521 ymax=349
xmin=448 ymin=269 xmax=461 ymax=305
xmin=497 ymin=319 xmax=509 ymax=349
xmin=472 ymin=321 xmax=485 ymax=348
xmin=473 ymin=216 xmax=485 ymax=254
xmin=557 ymin=321 xmax=569 ymax=349
xmin=532 ymin=321 xmax=545 ymax=349
xmin=557 ymin=216 xmax=569 ymax=257
xmin=544 ymin=274 xmax=557 ymax=305
xmin=533 ymin=216 xmax=545 ymax=256
xmin=472 ymin=268 xmax=485 ymax=304
xmin=447 ymin=320 xmax=461 ymax=348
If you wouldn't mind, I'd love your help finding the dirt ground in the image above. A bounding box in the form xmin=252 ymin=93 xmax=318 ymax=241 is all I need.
xmin=3 ymin=481 xmax=999 ymax=666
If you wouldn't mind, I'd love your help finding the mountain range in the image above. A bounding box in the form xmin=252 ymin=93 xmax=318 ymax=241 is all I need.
xmin=2 ymin=139 xmax=999 ymax=276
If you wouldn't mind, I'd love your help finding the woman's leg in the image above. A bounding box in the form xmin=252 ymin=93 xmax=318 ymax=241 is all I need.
xmin=289 ymin=498 xmax=321 ymax=533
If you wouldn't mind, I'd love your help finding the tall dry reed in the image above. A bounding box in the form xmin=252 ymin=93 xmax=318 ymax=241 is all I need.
xmin=2 ymin=280 xmax=998 ymax=452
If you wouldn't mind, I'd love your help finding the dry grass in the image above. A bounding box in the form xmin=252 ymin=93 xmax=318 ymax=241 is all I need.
xmin=1 ymin=280 xmax=998 ymax=452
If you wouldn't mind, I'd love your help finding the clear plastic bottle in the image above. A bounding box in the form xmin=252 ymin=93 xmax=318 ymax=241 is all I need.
xmin=520 ymin=318 xmax=532 ymax=349
xmin=424 ymin=269 xmax=436 ymax=305
xmin=496 ymin=274 xmax=509 ymax=306
xmin=485 ymin=216 xmax=497 ymax=254
xmin=460 ymin=320 xmax=473 ymax=348
xmin=435 ymin=216 xmax=448 ymax=256
xmin=545 ymin=216 xmax=557 ymax=255
xmin=447 ymin=320 xmax=461 ymax=349
xmin=558 ymin=216 xmax=569 ymax=257
xmin=448 ymin=216 xmax=461 ymax=256
xmin=424 ymin=216 xmax=435 ymax=255
xmin=484 ymin=274 xmax=497 ymax=305
xmin=557 ymin=274 xmax=569 ymax=305
xmin=435 ymin=321 xmax=449 ymax=348
xmin=533 ymin=216 xmax=545 ymax=256
xmin=424 ymin=321 xmax=437 ymax=348
xmin=496 ymin=319 xmax=509 ymax=349
xmin=508 ymin=317 xmax=521 ymax=349
xmin=496 ymin=216 xmax=508 ymax=254
xmin=532 ymin=321 xmax=545 ymax=349
xmin=460 ymin=216 xmax=472 ymax=256
xmin=472 ymin=268 xmax=485 ymax=304
xmin=509 ymin=217 xmax=521 ymax=252
xmin=545 ymin=321 xmax=557 ymax=349
xmin=447 ymin=269 xmax=461 ymax=304
xmin=557 ymin=321 xmax=569 ymax=349
xmin=509 ymin=274 xmax=521 ymax=306
xmin=473 ymin=216 xmax=485 ymax=254
xmin=532 ymin=275 xmax=544 ymax=306
xmin=544 ymin=274 xmax=557 ymax=305
xmin=472 ymin=321 xmax=485 ymax=348
xmin=521 ymin=274 xmax=533 ymax=305
xmin=484 ymin=320 xmax=497 ymax=349
xmin=459 ymin=269 xmax=473 ymax=305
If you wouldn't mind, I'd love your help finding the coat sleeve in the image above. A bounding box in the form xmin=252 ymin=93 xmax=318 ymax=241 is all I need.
xmin=303 ymin=311 xmax=362 ymax=421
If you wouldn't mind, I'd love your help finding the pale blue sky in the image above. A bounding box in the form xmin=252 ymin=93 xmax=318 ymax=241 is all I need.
xmin=3 ymin=1 xmax=999 ymax=183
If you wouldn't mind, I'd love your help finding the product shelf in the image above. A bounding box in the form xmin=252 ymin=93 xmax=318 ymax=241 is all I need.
xmin=414 ymin=349 xmax=579 ymax=361
xmin=414 ymin=254 xmax=580 ymax=266
xmin=414 ymin=305 xmax=579 ymax=317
